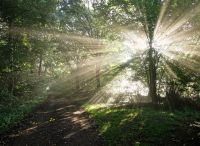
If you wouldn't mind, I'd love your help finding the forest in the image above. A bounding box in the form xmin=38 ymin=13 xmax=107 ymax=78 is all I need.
xmin=0 ymin=0 xmax=200 ymax=146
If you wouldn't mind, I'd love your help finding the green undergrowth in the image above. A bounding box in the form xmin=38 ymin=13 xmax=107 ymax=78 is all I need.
xmin=85 ymin=104 xmax=200 ymax=146
xmin=0 ymin=96 xmax=46 ymax=133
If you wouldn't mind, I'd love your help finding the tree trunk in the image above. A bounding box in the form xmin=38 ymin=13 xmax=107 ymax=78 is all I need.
xmin=75 ymin=76 xmax=80 ymax=90
xmin=148 ymin=42 xmax=158 ymax=104
xmin=75 ymin=63 xmax=80 ymax=90
xmin=95 ymin=63 xmax=100 ymax=88
xmin=38 ymin=54 xmax=42 ymax=76
xmin=8 ymin=21 xmax=15 ymax=94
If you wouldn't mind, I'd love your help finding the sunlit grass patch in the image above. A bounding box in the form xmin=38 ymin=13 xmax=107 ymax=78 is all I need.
xmin=85 ymin=104 xmax=200 ymax=146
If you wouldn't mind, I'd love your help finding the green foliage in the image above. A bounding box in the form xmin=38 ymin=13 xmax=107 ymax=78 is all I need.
xmin=85 ymin=104 xmax=200 ymax=146
xmin=107 ymin=0 xmax=162 ymax=38
xmin=0 ymin=0 xmax=60 ymax=96
xmin=0 ymin=96 xmax=46 ymax=133
xmin=166 ymin=61 xmax=200 ymax=97
xmin=0 ymin=90 xmax=17 ymax=105
xmin=0 ymin=0 xmax=200 ymax=138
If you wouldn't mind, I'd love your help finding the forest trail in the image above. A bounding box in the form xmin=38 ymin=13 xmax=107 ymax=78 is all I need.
xmin=0 ymin=95 xmax=105 ymax=146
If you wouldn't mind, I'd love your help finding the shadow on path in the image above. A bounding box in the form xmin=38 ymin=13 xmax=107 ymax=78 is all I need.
xmin=0 ymin=95 xmax=105 ymax=146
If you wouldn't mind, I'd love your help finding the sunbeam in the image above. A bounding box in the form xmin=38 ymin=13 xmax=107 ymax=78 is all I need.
xmin=88 ymin=67 xmax=149 ymax=105
xmin=2 ymin=1 xmax=200 ymax=146
xmin=153 ymin=0 xmax=200 ymax=74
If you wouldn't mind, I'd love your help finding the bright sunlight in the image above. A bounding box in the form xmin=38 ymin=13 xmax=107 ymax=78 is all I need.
xmin=1 ymin=0 xmax=200 ymax=146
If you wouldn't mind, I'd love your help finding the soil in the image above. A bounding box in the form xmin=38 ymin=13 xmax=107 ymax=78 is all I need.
xmin=0 ymin=95 xmax=105 ymax=146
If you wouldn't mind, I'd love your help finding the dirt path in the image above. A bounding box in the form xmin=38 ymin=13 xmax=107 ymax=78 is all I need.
xmin=0 ymin=96 xmax=105 ymax=146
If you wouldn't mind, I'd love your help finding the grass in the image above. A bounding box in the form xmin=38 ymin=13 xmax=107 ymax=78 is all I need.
xmin=85 ymin=104 xmax=200 ymax=146
xmin=0 ymin=96 xmax=46 ymax=133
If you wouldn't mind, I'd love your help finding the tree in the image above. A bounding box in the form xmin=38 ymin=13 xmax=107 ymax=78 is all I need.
xmin=0 ymin=0 xmax=58 ymax=95
xmin=100 ymin=0 xmax=162 ymax=103
xmin=58 ymin=0 xmax=111 ymax=89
